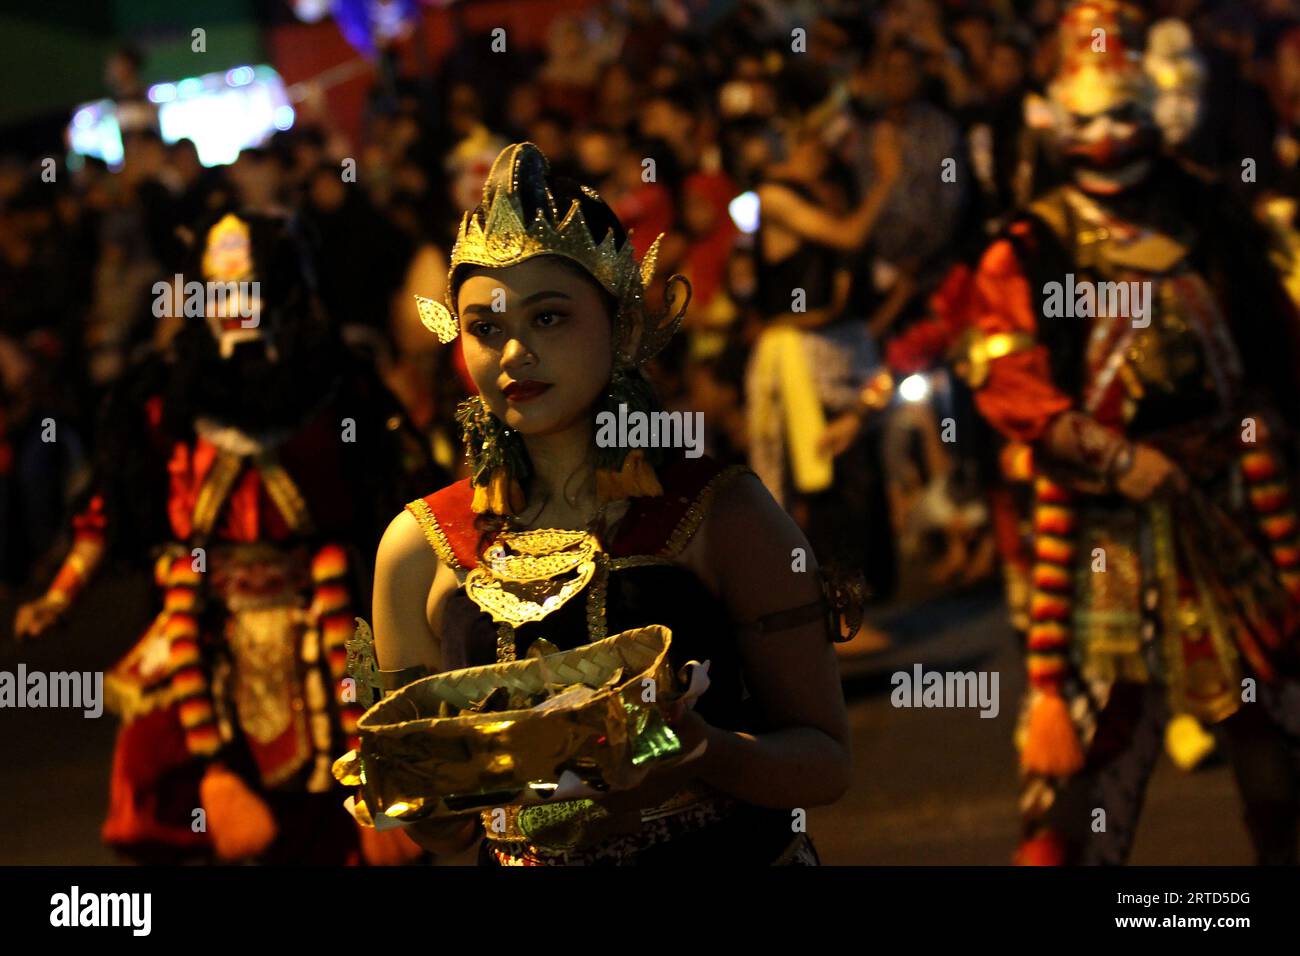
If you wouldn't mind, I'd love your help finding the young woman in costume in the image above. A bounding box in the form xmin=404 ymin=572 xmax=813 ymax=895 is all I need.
xmin=369 ymin=142 xmax=852 ymax=865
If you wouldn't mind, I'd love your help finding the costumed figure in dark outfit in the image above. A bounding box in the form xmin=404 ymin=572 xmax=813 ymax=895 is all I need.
xmin=14 ymin=210 xmax=437 ymax=864
xmin=956 ymin=1 xmax=1300 ymax=865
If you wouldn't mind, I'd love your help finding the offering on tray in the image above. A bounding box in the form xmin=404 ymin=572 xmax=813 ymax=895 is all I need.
xmin=334 ymin=624 xmax=695 ymax=824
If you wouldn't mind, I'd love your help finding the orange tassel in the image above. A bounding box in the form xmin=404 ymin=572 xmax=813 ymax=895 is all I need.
xmin=470 ymin=468 xmax=525 ymax=516
xmin=1021 ymin=689 xmax=1084 ymax=776
xmin=597 ymin=450 xmax=662 ymax=502
xmin=200 ymin=764 xmax=278 ymax=861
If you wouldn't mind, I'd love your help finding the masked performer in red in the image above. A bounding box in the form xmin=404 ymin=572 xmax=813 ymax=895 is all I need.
xmin=370 ymin=142 xmax=852 ymax=865
xmin=955 ymin=2 xmax=1300 ymax=865
xmin=15 ymin=210 xmax=435 ymax=864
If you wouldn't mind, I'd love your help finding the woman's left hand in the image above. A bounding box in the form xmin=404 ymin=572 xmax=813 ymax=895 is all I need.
xmin=595 ymin=709 xmax=718 ymax=814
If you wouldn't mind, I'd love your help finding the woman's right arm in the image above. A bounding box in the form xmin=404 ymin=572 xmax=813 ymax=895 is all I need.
xmin=371 ymin=509 xmax=481 ymax=854
xmin=372 ymin=509 xmax=442 ymax=674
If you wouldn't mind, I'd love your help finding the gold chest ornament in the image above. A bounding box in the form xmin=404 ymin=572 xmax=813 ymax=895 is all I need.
xmin=463 ymin=528 xmax=603 ymax=629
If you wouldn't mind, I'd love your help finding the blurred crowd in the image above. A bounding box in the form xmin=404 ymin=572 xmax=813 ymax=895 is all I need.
xmin=4 ymin=0 xmax=1300 ymax=604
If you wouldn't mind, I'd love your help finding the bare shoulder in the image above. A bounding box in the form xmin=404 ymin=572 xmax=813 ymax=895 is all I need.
xmin=683 ymin=470 xmax=821 ymax=618
xmin=375 ymin=506 xmax=460 ymax=613
xmin=704 ymin=471 xmax=811 ymax=556
xmin=376 ymin=507 xmax=436 ymax=572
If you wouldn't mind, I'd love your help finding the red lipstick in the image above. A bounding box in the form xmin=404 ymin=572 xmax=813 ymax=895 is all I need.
xmin=502 ymin=380 xmax=553 ymax=402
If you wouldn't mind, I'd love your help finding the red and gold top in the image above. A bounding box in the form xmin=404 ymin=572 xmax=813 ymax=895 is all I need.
xmin=406 ymin=451 xmax=743 ymax=572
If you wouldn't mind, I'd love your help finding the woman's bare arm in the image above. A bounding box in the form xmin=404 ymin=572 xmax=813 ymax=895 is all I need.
xmin=371 ymin=510 xmax=480 ymax=853
xmin=681 ymin=472 xmax=851 ymax=809
xmin=372 ymin=509 xmax=442 ymax=673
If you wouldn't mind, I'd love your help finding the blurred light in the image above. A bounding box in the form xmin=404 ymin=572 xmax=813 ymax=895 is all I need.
xmin=65 ymin=99 xmax=124 ymax=168
xmin=291 ymin=0 xmax=331 ymax=22
xmin=729 ymin=190 xmax=760 ymax=234
xmin=899 ymin=374 xmax=930 ymax=403
xmin=148 ymin=83 xmax=177 ymax=104
xmin=153 ymin=65 xmax=292 ymax=166
xmin=226 ymin=66 xmax=255 ymax=87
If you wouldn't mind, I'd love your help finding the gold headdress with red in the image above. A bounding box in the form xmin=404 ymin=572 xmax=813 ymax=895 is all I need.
xmin=1049 ymin=0 xmax=1151 ymax=116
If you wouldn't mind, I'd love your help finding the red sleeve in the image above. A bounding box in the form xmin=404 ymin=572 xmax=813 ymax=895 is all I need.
xmin=969 ymin=235 xmax=1074 ymax=442
xmin=885 ymin=316 xmax=954 ymax=375
xmin=886 ymin=263 xmax=975 ymax=374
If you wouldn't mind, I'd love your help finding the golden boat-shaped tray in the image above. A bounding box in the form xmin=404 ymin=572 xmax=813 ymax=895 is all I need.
xmin=335 ymin=624 xmax=688 ymax=824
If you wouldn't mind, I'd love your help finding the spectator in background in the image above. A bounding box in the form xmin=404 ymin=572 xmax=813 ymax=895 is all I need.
xmin=503 ymin=83 xmax=544 ymax=143
xmin=747 ymin=119 xmax=903 ymax=652
xmin=1195 ymin=3 xmax=1277 ymax=192
xmin=852 ymin=41 xmax=968 ymax=291
xmin=594 ymin=62 xmax=640 ymax=131
xmin=606 ymin=135 xmax=677 ymax=260
xmin=638 ymin=88 xmax=708 ymax=181
xmin=538 ymin=14 xmax=604 ymax=120
xmin=226 ymin=147 xmax=286 ymax=214
xmin=963 ymin=30 xmax=1042 ymax=230
xmin=678 ymin=170 xmax=740 ymax=362
xmin=120 ymin=130 xmax=178 ymax=267
xmin=302 ymin=162 xmax=407 ymax=353
xmin=165 ymin=138 xmax=226 ymax=238
xmin=525 ymin=110 xmax=581 ymax=182
xmin=104 ymin=43 xmax=158 ymax=136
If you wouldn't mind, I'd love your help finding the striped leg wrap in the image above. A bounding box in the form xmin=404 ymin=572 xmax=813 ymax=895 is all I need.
xmin=311 ymin=544 xmax=363 ymax=752
xmin=163 ymin=555 xmax=220 ymax=756
xmin=1239 ymin=431 xmax=1300 ymax=605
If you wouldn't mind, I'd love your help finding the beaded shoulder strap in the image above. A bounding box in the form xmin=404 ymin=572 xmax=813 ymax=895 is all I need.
xmin=407 ymin=455 xmax=750 ymax=570
xmin=655 ymin=463 xmax=752 ymax=558
xmin=405 ymin=480 xmax=474 ymax=570
xmin=606 ymin=454 xmax=751 ymax=558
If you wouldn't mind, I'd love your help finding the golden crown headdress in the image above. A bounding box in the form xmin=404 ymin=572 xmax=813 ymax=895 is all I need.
xmin=414 ymin=142 xmax=688 ymax=369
